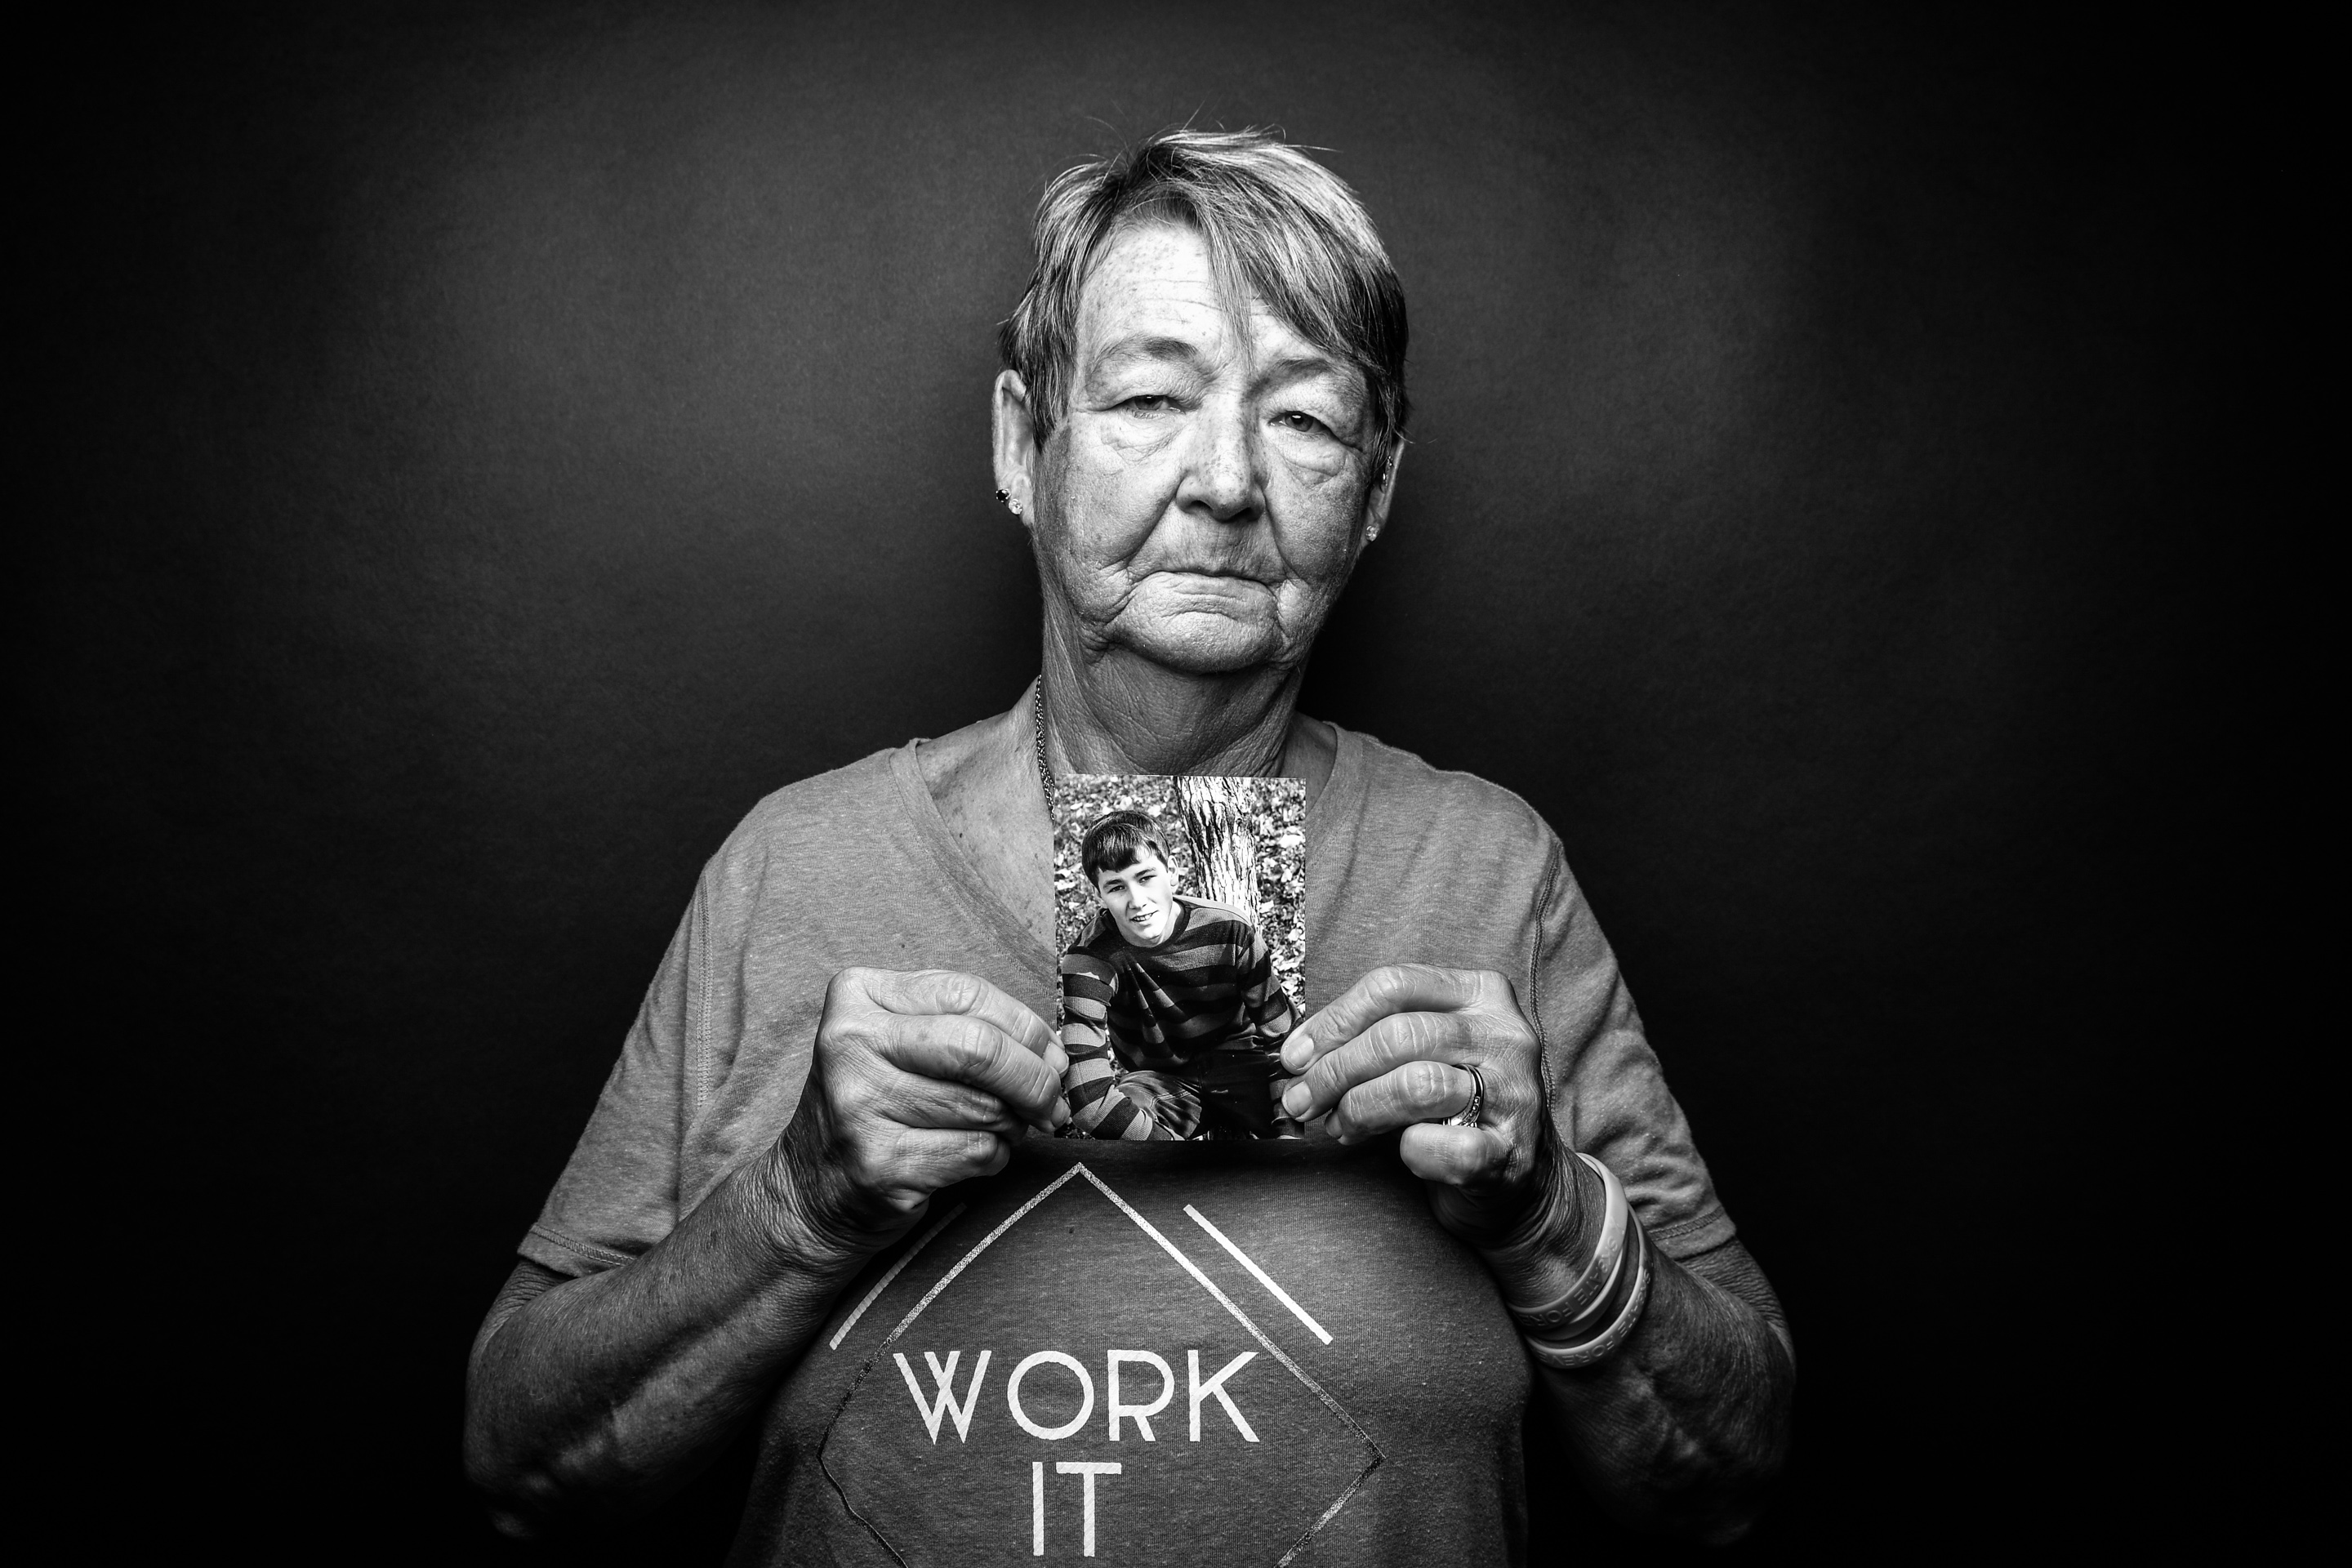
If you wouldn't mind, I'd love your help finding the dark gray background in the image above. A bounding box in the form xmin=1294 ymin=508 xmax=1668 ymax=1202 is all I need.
xmin=32 ymin=1 xmax=2252 ymax=1559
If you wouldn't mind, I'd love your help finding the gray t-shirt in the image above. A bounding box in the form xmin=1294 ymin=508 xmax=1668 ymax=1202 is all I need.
xmin=522 ymin=724 xmax=1734 ymax=1566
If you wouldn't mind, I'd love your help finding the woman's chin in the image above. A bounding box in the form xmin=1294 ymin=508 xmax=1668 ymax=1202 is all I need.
xmin=1112 ymin=608 xmax=1286 ymax=675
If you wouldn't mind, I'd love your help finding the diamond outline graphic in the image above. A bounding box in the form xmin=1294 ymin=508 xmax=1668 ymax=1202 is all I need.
xmin=819 ymin=1162 xmax=1383 ymax=1567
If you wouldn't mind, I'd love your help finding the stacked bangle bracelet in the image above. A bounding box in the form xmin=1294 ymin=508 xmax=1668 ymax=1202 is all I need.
xmin=1507 ymin=1152 xmax=1652 ymax=1370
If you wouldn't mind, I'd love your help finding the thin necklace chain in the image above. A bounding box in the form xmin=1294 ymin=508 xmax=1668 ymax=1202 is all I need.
xmin=1031 ymin=680 xmax=1055 ymax=807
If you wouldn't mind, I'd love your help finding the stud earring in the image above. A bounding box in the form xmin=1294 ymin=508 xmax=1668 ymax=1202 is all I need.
xmin=995 ymin=488 xmax=1009 ymax=503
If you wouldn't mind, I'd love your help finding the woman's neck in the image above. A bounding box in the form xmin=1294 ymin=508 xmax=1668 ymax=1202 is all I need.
xmin=1038 ymin=641 xmax=1303 ymax=781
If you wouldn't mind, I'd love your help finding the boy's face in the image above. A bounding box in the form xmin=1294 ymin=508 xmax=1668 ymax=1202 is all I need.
xmin=1094 ymin=848 xmax=1177 ymax=948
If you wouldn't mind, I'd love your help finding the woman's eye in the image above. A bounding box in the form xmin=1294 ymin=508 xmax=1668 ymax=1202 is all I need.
xmin=1123 ymin=394 xmax=1174 ymax=413
xmin=1276 ymin=410 xmax=1326 ymax=434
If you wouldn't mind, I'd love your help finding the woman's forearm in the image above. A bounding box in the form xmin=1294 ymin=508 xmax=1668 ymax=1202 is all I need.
xmin=1476 ymin=1158 xmax=1793 ymax=1540
xmin=464 ymin=966 xmax=1063 ymax=1537
xmin=461 ymin=1148 xmax=871 ymax=1537
xmin=1530 ymin=1236 xmax=1793 ymax=1540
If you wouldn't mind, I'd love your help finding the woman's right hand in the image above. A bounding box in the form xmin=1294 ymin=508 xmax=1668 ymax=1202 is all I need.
xmin=768 ymin=968 xmax=1067 ymax=1256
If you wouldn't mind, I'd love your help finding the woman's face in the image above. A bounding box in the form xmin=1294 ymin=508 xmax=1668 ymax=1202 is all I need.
xmin=1004 ymin=221 xmax=1396 ymax=678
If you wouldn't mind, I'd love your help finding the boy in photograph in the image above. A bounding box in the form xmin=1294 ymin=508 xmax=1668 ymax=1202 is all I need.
xmin=1058 ymin=809 xmax=1298 ymax=1139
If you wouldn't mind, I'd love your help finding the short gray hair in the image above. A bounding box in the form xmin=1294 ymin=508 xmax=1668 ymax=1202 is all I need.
xmin=997 ymin=127 xmax=1409 ymax=457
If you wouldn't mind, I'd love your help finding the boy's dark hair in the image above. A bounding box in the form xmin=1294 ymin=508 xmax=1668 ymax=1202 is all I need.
xmin=1080 ymin=809 xmax=1174 ymax=887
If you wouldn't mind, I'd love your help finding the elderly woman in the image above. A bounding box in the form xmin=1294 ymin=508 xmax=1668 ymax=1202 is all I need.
xmin=466 ymin=130 xmax=1793 ymax=1561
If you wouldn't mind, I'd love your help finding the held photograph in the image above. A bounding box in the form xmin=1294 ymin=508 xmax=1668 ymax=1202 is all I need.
xmin=1049 ymin=776 xmax=1307 ymax=1140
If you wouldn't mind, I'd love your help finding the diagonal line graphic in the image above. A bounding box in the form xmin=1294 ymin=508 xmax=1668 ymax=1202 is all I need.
xmin=827 ymin=1203 xmax=967 ymax=1351
xmin=874 ymin=1164 xmax=1084 ymax=1351
xmin=1073 ymin=1170 xmax=1365 ymax=1437
xmin=1072 ymin=1168 xmax=1379 ymax=1566
xmin=1183 ymin=1203 xmax=1334 ymax=1345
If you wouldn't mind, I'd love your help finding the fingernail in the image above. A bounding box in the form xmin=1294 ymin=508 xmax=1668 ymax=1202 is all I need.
xmin=1281 ymin=1082 xmax=1311 ymax=1116
xmin=1281 ymin=1035 xmax=1311 ymax=1072
xmin=1051 ymin=1100 xmax=1071 ymax=1128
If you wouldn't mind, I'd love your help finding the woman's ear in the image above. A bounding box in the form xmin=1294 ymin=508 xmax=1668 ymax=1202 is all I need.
xmin=1363 ymin=439 xmax=1406 ymax=545
xmin=992 ymin=370 xmax=1041 ymax=519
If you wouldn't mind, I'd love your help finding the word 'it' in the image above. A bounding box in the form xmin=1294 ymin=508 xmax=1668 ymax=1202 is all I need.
xmin=1035 ymin=1460 xmax=1118 ymax=1557
xmin=893 ymin=1348 xmax=1260 ymax=1444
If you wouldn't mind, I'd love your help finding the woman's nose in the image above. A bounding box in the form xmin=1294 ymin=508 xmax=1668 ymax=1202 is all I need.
xmin=1178 ymin=400 xmax=1262 ymax=523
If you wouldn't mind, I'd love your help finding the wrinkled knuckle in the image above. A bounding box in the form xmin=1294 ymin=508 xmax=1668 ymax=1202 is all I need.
xmin=934 ymin=970 xmax=987 ymax=1011
xmin=927 ymin=1015 xmax=975 ymax=1066
xmin=1402 ymin=1058 xmax=1452 ymax=1104
xmin=960 ymin=1018 xmax=1013 ymax=1076
xmin=1377 ymin=1014 xmax=1416 ymax=1057
xmin=1394 ymin=1013 xmax=1441 ymax=1058
xmin=1432 ymin=967 xmax=1478 ymax=1009
xmin=937 ymin=1130 xmax=989 ymax=1171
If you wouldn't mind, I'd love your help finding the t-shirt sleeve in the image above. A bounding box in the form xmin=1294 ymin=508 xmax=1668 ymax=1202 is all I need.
xmin=516 ymin=877 xmax=703 ymax=1278
xmin=1532 ymin=840 xmax=1736 ymax=1262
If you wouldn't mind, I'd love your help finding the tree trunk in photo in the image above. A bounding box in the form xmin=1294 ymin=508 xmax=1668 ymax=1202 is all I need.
xmin=1175 ymin=776 xmax=1261 ymax=929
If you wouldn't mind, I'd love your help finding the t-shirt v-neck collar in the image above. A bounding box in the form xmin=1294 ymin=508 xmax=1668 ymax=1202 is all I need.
xmin=889 ymin=722 xmax=1369 ymax=978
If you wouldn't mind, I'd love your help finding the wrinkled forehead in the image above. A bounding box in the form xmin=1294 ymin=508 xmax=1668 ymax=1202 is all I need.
xmin=1072 ymin=217 xmax=1350 ymax=382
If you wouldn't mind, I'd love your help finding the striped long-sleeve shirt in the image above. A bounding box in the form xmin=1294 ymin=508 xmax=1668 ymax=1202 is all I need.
xmin=1058 ymin=895 xmax=1296 ymax=1140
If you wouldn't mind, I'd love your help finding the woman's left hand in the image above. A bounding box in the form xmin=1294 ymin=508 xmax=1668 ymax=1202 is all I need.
xmin=1277 ymin=964 xmax=1566 ymax=1252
